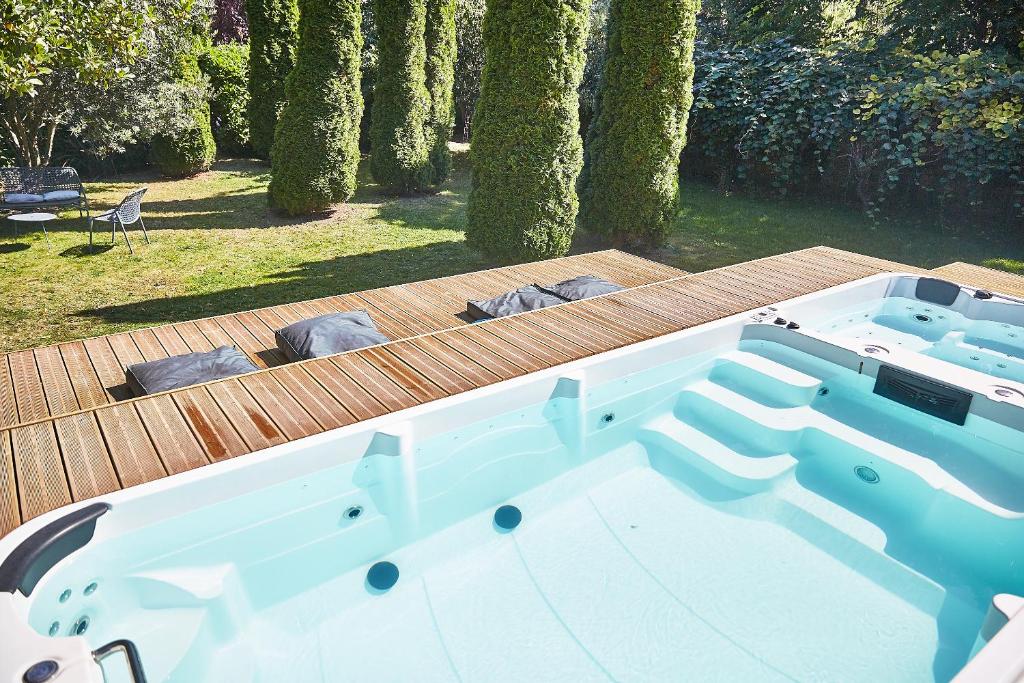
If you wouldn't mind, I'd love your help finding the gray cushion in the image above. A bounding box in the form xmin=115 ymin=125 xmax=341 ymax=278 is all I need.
xmin=539 ymin=274 xmax=624 ymax=301
xmin=467 ymin=285 xmax=566 ymax=321
xmin=42 ymin=190 xmax=80 ymax=201
xmin=275 ymin=311 xmax=390 ymax=361
xmin=4 ymin=193 xmax=44 ymax=203
xmin=126 ymin=346 xmax=259 ymax=396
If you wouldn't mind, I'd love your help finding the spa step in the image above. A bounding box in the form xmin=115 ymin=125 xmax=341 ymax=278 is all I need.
xmin=682 ymin=381 xmax=1019 ymax=519
xmin=709 ymin=350 xmax=823 ymax=407
xmin=637 ymin=414 xmax=796 ymax=493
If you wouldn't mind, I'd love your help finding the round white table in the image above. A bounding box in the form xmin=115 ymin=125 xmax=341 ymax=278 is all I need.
xmin=6 ymin=212 xmax=56 ymax=246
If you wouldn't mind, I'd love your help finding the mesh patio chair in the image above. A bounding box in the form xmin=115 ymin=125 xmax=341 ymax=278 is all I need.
xmin=89 ymin=187 xmax=148 ymax=253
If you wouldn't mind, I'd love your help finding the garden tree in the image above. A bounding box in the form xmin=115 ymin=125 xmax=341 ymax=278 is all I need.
xmin=453 ymin=0 xmax=485 ymax=140
xmin=268 ymin=0 xmax=363 ymax=214
xmin=0 ymin=0 xmax=145 ymax=166
xmin=887 ymin=0 xmax=1024 ymax=57
xmin=200 ymin=42 xmax=251 ymax=155
xmin=467 ymin=0 xmax=592 ymax=261
xmin=370 ymin=0 xmax=432 ymax=193
xmin=578 ymin=0 xmax=699 ymax=246
xmin=423 ymin=0 xmax=457 ymax=184
xmin=245 ymin=0 xmax=299 ymax=158
xmin=213 ymin=0 xmax=249 ymax=42
xmin=149 ymin=4 xmax=218 ymax=177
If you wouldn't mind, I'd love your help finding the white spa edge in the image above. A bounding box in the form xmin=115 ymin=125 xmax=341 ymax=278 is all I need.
xmin=1 ymin=271 xmax=1023 ymax=683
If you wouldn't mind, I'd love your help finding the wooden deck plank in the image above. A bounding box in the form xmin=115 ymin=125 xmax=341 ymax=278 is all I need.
xmin=428 ymin=329 xmax=525 ymax=380
xmin=194 ymin=318 xmax=235 ymax=350
xmin=134 ymin=394 xmax=210 ymax=475
xmin=11 ymin=422 xmax=71 ymax=521
xmin=238 ymin=372 xmax=322 ymax=441
xmin=206 ymin=379 xmax=286 ymax=451
xmin=0 ymin=431 xmax=20 ymax=536
xmin=173 ymin=388 xmax=249 ymax=462
xmin=53 ymin=412 xmax=120 ymax=501
xmin=305 ymin=358 xmax=391 ymax=422
xmin=383 ymin=340 xmax=486 ymax=395
xmin=272 ymin=365 xmax=357 ymax=431
xmin=58 ymin=342 xmax=109 ymax=411
xmin=83 ymin=337 xmax=134 ymax=403
xmin=34 ymin=346 xmax=80 ymax=416
xmin=152 ymin=325 xmax=192 ymax=357
xmin=214 ymin=315 xmax=274 ymax=369
xmin=453 ymin=326 xmax=549 ymax=374
xmin=95 ymin=403 xmax=167 ymax=488
xmin=412 ymin=334 xmax=506 ymax=385
xmin=173 ymin=321 xmax=217 ymax=353
xmin=106 ymin=332 xmax=146 ymax=369
xmin=130 ymin=328 xmax=169 ymax=362
xmin=0 ymin=357 xmax=16 ymax=430
xmin=357 ymin=346 xmax=449 ymax=403
xmin=329 ymin=354 xmax=420 ymax=413
xmin=8 ymin=350 xmax=48 ymax=424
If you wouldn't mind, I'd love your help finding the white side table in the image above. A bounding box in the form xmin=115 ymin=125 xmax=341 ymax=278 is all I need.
xmin=6 ymin=212 xmax=56 ymax=247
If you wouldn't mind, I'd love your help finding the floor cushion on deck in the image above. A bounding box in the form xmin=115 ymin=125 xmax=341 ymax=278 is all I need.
xmin=275 ymin=311 xmax=390 ymax=362
xmin=467 ymin=275 xmax=623 ymax=321
xmin=467 ymin=285 xmax=567 ymax=321
xmin=126 ymin=346 xmax=259 ymax=396
xmin=538 ymin=274 xmax=625 ymax=301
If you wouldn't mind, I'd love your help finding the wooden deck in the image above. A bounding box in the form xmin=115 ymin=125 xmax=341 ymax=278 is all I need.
xmin=931 ymin=262 xmax=1024 ymax=299
xmin=0 ymin=250 xmax=682 ymax=431
xmin=1 ymin=246 xmax=1021 ymax=537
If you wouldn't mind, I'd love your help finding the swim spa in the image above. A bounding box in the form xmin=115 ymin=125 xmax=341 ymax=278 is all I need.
xmin=2 ymin=272 xmax=1024 ymax=682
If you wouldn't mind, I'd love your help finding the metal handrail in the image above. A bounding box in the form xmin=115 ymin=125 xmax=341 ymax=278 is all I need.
xmin=93 ymin=639 xmax=148 ymax=683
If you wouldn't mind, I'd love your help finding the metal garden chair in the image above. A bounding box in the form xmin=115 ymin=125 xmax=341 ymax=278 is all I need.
xmin=89 ymin=187 xmax=149 ymax=254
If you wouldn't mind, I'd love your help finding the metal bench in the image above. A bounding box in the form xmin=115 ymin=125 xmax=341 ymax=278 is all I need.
xmin=0 ymin=167 xmax=90 ymax=217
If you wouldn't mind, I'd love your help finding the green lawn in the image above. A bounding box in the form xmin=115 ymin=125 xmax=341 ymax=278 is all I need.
xmin=3 ymin=145 xmax=1021 ymax=353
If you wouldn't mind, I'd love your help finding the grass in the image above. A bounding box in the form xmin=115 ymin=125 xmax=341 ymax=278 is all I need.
xmin=3 ymin=145 xmax=1022 ymax=353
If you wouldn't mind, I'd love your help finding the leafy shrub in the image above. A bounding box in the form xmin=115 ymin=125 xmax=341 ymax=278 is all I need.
xmin=467 ymin=0 xmax=591 ymax=261
xmin=268 ymin=0 xmax=363 ymax=214
xmin=685 ymin=40 xmax=1024 ymax=224
xmin=424 ymin=0 xmax=457 ymax=184
xmin=579 ymin=0 xmax=700 ymax=246
xmin=246 ymin=0 xmax=298 ymax=158
xmin=150 ymin=34 xmax=217 ymax=177
xmin=213 ymin=0 xmax=248 ymax=43
xmin=201 ymin=42 xmax=251 ymax=156
xmin=370 ymin=0 xmax=432 ymax=193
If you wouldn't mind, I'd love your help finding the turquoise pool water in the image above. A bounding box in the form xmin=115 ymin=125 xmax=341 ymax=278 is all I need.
xmin=29 ymin=341 xmax=1024 ymax=682
xmin=812 ymin=296 xmax=1024 ymax=383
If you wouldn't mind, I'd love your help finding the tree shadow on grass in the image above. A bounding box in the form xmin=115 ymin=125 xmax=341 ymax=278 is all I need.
xmin=76 ymin=241 xmax=494 ymax=327
xmin=0 ymin=243 xmax=30 ymax=254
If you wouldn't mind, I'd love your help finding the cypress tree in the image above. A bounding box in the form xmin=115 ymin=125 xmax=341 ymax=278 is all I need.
xmin=246 ymin=0 xmax=299 ymax=159
xmin=423 ymin=0 xmax=456 ymax=184
xmin=370 ymin=0 xmax=432 ymax=193
xmin=578 ymin=0 xmax=699 ymax=246
xmin=467 ymin=0 xmax=591 ymax=261
xmin=268 ymin=0 xmax=364 ymax=214
xmin=151 ymin=34 xmax=217 ymax=177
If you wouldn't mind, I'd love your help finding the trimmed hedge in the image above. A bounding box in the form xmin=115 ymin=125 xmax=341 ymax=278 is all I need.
xmin=423 ymin=0 xmax=456 ymax=184
xmin=268 ymin=0 xmax=364 ymax=214
xmin=370 ymin=0 xmax=431 ymax=193
xmin=200 ymin=43 xmax=251 ymax=156
xmin=467 ymin=0 xmax=591 ymax=261
xmin=151 ymin=37 xmax=217 ymax=177
xmin=578 ymin=0 xmax=699 ymax=246
xmin=245 ymin=0 xmax=299 ymax=159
